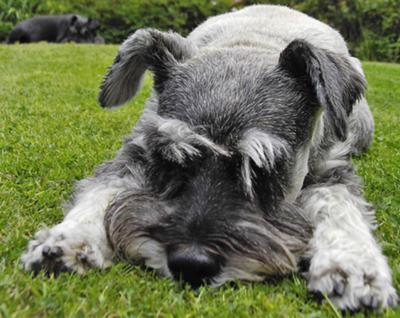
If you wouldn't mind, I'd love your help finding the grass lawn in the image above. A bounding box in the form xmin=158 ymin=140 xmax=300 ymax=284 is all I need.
xmin=0 ymin=43 xmax=399 ymax=318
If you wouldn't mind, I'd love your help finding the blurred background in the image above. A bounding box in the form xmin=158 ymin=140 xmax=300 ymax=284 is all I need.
xmin=1 ymin=0 xmax=399 ymax=63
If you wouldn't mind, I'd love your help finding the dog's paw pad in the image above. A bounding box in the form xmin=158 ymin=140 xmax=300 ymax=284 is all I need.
xmin=25 ymin=250 xmax=72 ymax=276
xmin=42 ymin=245 xmax=63 ymax=259
xmin=22 ymin=241 xmax=72 ymax=275
xmin=332 ymin=277 xmax=345 ymax=296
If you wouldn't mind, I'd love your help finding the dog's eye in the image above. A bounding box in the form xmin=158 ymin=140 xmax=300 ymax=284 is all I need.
xmin=251 ymin=161 xmax=286 ymax=209
xmin=146 ymin=153 xmax=194 ymax=199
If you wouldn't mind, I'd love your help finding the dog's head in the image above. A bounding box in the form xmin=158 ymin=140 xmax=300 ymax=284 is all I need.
xmin=99 ymin=29 xmax=365 ymax=287
xmin=66 ymin=15 xmax=100 ymax=43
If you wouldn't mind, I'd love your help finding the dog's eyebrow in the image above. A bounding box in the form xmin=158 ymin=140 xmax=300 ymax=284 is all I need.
xmin=238 ymin=128 xmax=288 ymax=197
xmin=143 ymin=111 xmax=230 ymax=164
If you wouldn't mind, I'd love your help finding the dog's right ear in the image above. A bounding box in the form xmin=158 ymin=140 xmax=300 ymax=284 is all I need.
xmin=279 ymin=40 xmax=366 ymax=141
xmin=98 ymin=29 xmax=196 ymax=108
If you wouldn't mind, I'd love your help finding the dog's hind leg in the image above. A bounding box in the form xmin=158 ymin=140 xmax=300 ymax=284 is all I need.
xmin=297 ymin=180 xmax=398 ymax=310
xmin=21 ymin=159 xmax=144 ymax=275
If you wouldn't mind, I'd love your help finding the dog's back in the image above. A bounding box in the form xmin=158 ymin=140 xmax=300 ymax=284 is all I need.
xmin=8 ymin=16 xmax=63 ymax=43
xmin=189 ymin=5 xmax=348 ymax=57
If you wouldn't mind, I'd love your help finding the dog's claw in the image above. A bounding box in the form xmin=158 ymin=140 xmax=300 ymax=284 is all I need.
xmin=49 ymin=261 xmax=72 ymax=276
xmin=333 ymin=280 xmax=345 ymax=296
xmin=31 ymin=260 xmax=42 ymax=275
xmin=311 ymin=291 xmax=324 ymax=303
xmin=77 ymin=252 xmax=88 ymax=262
xmin=387 ymin=294 xmax=399 ymax=307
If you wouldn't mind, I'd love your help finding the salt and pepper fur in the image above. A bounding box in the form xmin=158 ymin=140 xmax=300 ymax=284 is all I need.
xmin=22 ymin=5 xmax=397 ymax=311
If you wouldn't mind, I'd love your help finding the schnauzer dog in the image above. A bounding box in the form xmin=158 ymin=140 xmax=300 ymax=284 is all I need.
xmin=21 ymin=5 xmax=397 ymax=311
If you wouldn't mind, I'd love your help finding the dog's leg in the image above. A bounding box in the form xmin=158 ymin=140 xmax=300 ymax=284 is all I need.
xmin=21 ymin=166 xmax=142 ymax=275
xmin=298 ymin=183 xmax=398 ymax=310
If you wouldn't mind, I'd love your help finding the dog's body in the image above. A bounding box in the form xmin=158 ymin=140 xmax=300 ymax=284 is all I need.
xmin=21 ymin=5 xmax=397 ymax=311
xmin=8 ymin=14 xmax=102 ymax=44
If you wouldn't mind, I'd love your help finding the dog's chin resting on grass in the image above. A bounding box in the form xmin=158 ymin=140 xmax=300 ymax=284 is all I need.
xmin=21 ymin=5 xmax=397 ymax=311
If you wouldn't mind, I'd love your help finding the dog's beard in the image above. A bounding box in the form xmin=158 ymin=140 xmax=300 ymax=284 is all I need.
xmin=105 ymin=190 xmax=312 ymax=284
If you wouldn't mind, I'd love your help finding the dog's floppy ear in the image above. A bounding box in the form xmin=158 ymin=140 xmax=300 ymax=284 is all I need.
xmin=279 ymin=40 xmax=366 ymax=141
xmin=99 ymin=28 xmax=196 ymax=108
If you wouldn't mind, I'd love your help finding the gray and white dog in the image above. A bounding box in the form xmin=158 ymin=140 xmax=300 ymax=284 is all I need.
xmin=21 ymin=5 xmax=397 ymax=311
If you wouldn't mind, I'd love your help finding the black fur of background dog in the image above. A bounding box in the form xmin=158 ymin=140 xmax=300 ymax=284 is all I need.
xmin=8 ymin=14 xmax=103 ymax=44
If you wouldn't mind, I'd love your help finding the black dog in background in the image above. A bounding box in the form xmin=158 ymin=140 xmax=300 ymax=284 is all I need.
xmin=7 ymin=14 xmax=104 ymax=44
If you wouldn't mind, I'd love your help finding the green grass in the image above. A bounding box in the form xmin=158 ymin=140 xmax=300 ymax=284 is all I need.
xmin=0 ymin=43 xmax=399 ymax=318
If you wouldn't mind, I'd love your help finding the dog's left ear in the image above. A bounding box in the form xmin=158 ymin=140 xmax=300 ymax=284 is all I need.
xmin=279 ymin=40 xmax=366 ymax=141
xmin=99 ymin=28 xmax=196 ymax=108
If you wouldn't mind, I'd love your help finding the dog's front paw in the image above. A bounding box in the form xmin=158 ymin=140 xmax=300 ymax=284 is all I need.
xmin=21 ymin=222 xmax=112 ymax=275
xmin=308 ymin=248 xmax=398 ymax=311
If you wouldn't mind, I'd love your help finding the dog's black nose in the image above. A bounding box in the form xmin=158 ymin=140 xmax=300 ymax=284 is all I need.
xmin=167 ymin=249 xmax=220 ymax=288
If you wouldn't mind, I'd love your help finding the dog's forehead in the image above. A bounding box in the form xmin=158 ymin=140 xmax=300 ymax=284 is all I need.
xmin=170 ymin=49 xmax=275 ymax=90
xmin=158 ymin=51 xmax=315 ymax=145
